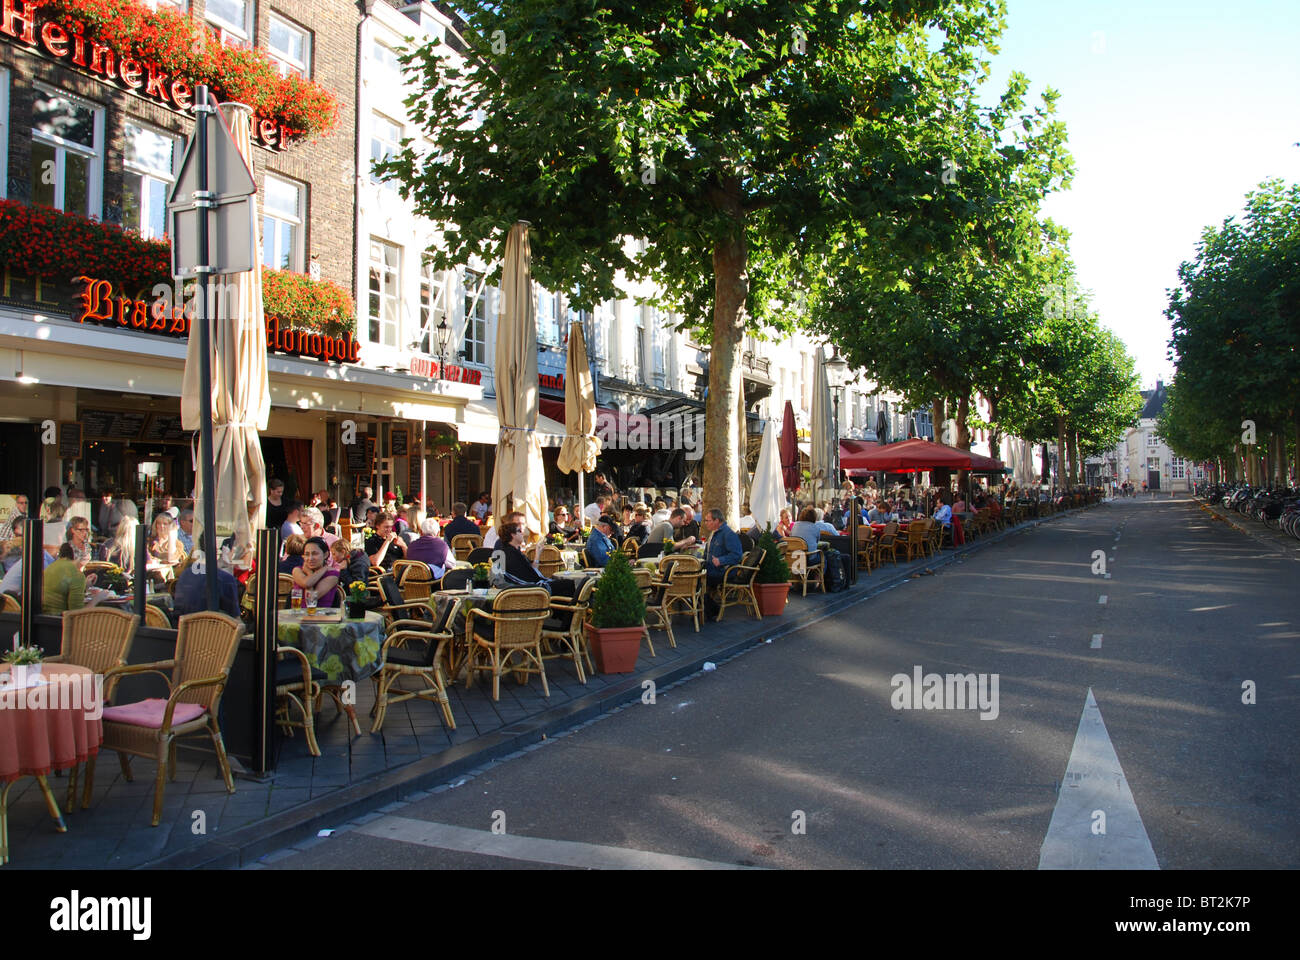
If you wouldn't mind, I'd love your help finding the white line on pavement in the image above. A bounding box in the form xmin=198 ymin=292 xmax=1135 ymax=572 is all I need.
xmin=1039 ymin=689 xmax=1158 ymax=870
xmin=352 ymin=815 xmax=759 ymax=870
xmin=1090 ymin=634 xmax=1103 ymax=648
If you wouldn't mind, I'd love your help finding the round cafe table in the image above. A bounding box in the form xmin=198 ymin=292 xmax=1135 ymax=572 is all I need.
xmin=0 ymin=663 xmax=102 ymax=865
xmin=277 ymin=610 xmax=385 ymax=737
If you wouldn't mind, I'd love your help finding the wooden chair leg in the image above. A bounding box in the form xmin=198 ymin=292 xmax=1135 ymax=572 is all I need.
xmin=210 ymin=724 xmax=235 ymax=794
xmin=65 ymin=762 xmax=80 ymax=813
xmin=81 ymin=753 xmax=97 ymax=810
xmin=118 ymin=751 xmax=133 ymax=781
xmin=150 ymin=761 xmax=168 ymax=827
xmin=0 ymin=781 xmax=11 ymax=865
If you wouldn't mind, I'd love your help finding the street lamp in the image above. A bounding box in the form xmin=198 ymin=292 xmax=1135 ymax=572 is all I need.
xmin=436 ymin=318 xmax=451 ymax=383
xmin=823 ymin=347 xmax=853 ymax=584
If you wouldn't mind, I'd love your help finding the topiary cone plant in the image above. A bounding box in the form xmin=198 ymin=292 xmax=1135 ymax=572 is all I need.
xmin=753 ymin=526 xmax=791 ymax=616
xmin=585 ymin=550 xmax=646 ymax=673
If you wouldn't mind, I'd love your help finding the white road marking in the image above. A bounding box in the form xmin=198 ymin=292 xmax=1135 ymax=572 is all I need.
xmin=1090 ymin=634 xmax=1103 ymax=648
xmin=353 ymin=815 xmax=758 ymax=870
xmin=1038 ymin=689 xmax=1159 ymax=870
xmin=1099 ymin=595 xmax=1108 ymax=605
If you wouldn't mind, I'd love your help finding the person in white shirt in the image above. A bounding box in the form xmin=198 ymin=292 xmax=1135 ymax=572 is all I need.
xmin=650 ymin=499 xmax=670 ymax=525
xmin=933 ymin=497 xmax=953 ymax=526
xmin=736 ymin=505 xmax=757 ymax=532
xmin=584 ymin=495 xmax=609 ymax=524
xmin=471 ymin=492 xmax=492 ymax=521
xmin=280 ymin=501 xmax=304 ymax=540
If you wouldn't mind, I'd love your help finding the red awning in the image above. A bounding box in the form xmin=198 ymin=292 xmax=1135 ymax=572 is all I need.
xmin=538 ymin=396 xmax=626 ymax=441
xmin=840 ymin=437 xmax=979 ymax=473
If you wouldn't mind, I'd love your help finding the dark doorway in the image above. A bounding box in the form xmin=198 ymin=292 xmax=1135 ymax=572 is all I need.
xmin=1147 ymin=470 xmax=1161 ymax=491
xmin=0 ymin=422 xmax=42 ymax=500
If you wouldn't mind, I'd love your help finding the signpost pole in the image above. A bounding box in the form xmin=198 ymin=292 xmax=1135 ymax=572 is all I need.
xmin=195 ymin=84 xmax=219 ymax=612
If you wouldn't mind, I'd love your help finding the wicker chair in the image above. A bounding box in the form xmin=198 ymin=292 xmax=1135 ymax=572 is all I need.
xmin=855 ymin=526 xmax=877 ymax=572
xmin=450 ymin=534 xmax=482 ymax=561
xmin=1 ymin=593 xmax=19 ymax=614
xmin=536 ymin=544 xmax=564 ymax=577
xmin=439 ymin=568 xmax=473 ymax=592
xmin=46 ymin=607 xmax=139 ymax=811
xmin=632 ymin=566 xmax=667 ymax=654
xmin=658 ymin=555 xmax=704 ymax=632
xmin=143 ymin=603 xmax=172 ymax=629
xmin=393 ymin=559 xmax=436 ymax=601
xmin=274 ymin=645 xmax=325 ymax=756
xmin=88 ymin=611 xmax=243 ymax=826
xmin=781 ymin=537 xmax=824 ymax=596
xmin=875 ymin=522 xmax=899 ymax=564
xmin=370 ymin=598 xmax=458 ymax=733
xmin=277 ymin=573 xmax=296 ymax=608
xmin=620 ymin=537 xmax=640 ymax=557
xmin=464 ymin=587 xmax=552 ymax=701
xmin=895 ymin=521 xmax=929 ymax=562
xmin=716 ymin=548 xmax=765 ymax=621
xmin=374 ymin=574 xmax=439 ymax=627
xmin=541 ymin=577 xmax=597 ymax=683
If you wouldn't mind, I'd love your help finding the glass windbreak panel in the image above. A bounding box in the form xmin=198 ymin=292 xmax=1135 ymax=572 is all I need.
xmin=33 ymin=92 xmax=94 ymax=146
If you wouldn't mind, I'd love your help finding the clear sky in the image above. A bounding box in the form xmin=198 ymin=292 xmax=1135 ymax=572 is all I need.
xmin=982 ymin=0 xmax=1300 ymax=389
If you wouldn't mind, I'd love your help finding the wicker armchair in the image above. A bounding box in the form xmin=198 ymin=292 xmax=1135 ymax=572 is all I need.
xmin=371 ymin=598 xmax=458 ymax=733
xmin=536 ymin=544 xmax=563 ymax=577
xmin=541 ymin=577 xmax=597 ymax=683
xmin=631 ymin=566 xmax=667 ymax=655
xmin=620 ymin=537 xmax=639 ymax=557
xmin=658 ymin=554 xmax=704 ymax=632
xmin=2 ymin=593 xmax=19 ymax=614
xmin=88 ymin=611 xmax=243 ymax=826
xmin=895 ymin=521 xmax=929 ymax=562
xmin=439 ymin=568 xmax=473 ymax=592
xmin=855 ymin=526 xmax=877 ymax=572
xmin=781 ymin=537 xmax=824 ymax=596
xmin=717 ymin=548 xmax=765 ymax=621
xmin=277 ymin=573 xmax=296 ymax=608
xmin=143 ymin=603 xmax=172 ymax=629
xmin=46 ymin=607 xmax=139 ymax=811
xmin=275 ymin=646 xmax=326 ymax=756
xmin=464 ymin=587 xmax=552 ymax=700
xmin=393 ymin=559 xmax=436 ymax=601
xmin=450 ymin=534 xmax=482 ymax=561
xmin=875 ymin=522 xmax=899 ymax=565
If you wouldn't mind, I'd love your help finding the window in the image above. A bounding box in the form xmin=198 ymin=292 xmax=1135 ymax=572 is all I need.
xmin=122 ymin=122 xmax=177 ymax=241
xmin=634 ymin=308 xmax=646 ymax=381
xmin=1146 ymin=433 xmax=1159 ymax=447
xmin=0 ymin=68 xmax=8 ymax=198
xmin=370 ymin=39 xmax=403 ymax=77
xmin=418 ymin=259 xmax=449 ymax=355
xmin=268 ymin=15 xmax=310 ymax=78
xmin=205 ymin=0 xmax=249 ymax=44
xmin=536 ymin=289 xmax=559 ymax=346
xmin=370 ymin=113 xmax=402 ymax=187
xmin=31 ymin=86 xmax=103 ymax=217
xmin=650 ymin=308 xmax=665 ymax=387
xmin=261 ymin=174 xmax=303 ymax=271
xmin=462 ymin=268 xmax=487 ymax=364
xmin=368 ymin=239 xmax=401 ymax=347
xmin=1171 ymin=457 xmax=1186 ymax=480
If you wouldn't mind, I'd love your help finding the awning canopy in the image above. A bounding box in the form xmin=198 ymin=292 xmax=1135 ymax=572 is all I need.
xmin=460 ymin=398 xmax=564 ymax=448
xmin=839 ymin=437 xmax=1004 ymax=474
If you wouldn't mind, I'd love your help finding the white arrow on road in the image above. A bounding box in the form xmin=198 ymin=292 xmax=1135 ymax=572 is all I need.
xmin=1038 ymin=688 xmax=1159 ymax=869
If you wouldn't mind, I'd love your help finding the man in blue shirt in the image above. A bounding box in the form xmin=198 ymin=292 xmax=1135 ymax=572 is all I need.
xmin=173 ymin=537 xmax=242 ymax=620
xmin=584 ymin=516 xmax=617 ymax=568
xmin=442 ymin=502 xmax=481 ymax=541
xmin=703 ymin=508 xmax=743 ymax=588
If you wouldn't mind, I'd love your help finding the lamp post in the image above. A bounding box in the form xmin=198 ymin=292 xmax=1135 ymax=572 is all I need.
xmin=823 ymin=348 xmax=852 ymax=584
xmin=436 ymin=318 xmax=451 ymax=384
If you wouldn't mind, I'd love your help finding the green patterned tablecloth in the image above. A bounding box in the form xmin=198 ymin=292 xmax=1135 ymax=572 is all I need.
xmin=277 ymin=610 xmax=385 ymax=685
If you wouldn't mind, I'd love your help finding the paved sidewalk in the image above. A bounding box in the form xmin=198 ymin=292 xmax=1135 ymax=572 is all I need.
xmin=3 ymin=508 xmax=1087 ymax=870
xmin=1198 ymin=499 xmax=1300 ymax=559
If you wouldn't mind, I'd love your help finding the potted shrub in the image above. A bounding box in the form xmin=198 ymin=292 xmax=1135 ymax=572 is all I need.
xmin=345 ymin=581 xmax=369 ymax=620
xmin=584 ymin=551 xmax=646 ymax=673
xmin=3 ymin=641 xmax=45 ymax=683
xmin=753 ymin=527 xmax=792 ymax=616
xmin=471 ymin=562 xmax=492 ymax=591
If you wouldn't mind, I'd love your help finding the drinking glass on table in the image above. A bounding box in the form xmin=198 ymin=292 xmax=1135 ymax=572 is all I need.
xmin=305 ymin=589 xmax=318 ymax=613
xmin=291 ymin=586 xmax=303 ymax=610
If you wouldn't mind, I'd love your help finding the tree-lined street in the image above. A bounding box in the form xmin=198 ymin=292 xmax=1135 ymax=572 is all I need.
xmin=255 ymin=500 xmax=1298 ymax=870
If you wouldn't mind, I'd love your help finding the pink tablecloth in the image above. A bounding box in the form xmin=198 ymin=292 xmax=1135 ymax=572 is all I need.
xmin=0 ymin=664 xmax=103 ymax=783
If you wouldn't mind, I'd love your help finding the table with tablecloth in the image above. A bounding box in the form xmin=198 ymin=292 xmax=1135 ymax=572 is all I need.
xmin=0 ymin=663 xmax=102 ymax=864
xmin=276 ymin=610 xmax=385 ymax=686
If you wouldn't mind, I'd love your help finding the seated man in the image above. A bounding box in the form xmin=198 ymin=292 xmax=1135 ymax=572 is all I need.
xmin=43 ymin=543 xmax=88 ymax=615
xmin=702 ymin=508 xmax=743 ymax=591
xmin=441 ymin=502 xmax=481 ymax=541
xmin=172 ymin=538 xmax=242 ymax=620
xmin=583 ymin=516 xmax=618 ymax=568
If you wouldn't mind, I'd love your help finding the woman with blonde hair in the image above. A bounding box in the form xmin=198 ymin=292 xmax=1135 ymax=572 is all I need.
xmin=148 ymin=512 xmax=186 ymax=582
xmin=101 ymin=515 xmax=138 ymax=572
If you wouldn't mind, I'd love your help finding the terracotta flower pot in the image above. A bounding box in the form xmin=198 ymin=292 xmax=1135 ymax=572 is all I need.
xmin=754 ymin=581 xmax=790 ymax=616
xmin=585 ymin=623 xmax=643 ymax=674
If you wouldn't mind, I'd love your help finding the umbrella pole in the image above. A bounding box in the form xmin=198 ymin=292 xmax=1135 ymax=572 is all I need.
xmin=578 ymin=472 xmax=585 ymax=521
xmin=195 ymin=85 xmax=219 ymax=612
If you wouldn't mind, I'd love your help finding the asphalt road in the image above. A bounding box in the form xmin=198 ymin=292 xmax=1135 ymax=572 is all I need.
xmin=255 ymin=498 xmax=1299 ymax=870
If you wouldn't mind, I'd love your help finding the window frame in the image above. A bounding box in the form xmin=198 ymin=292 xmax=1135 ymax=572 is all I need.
xmin=461 ymin=268 xmax=488 ymax=365
xmin=121 ymin=120 xmax=179 ymax=241
xmin=261 ymin=173 xmax=304 ymax=272
xmin=418 ymin=258 xmax=450 ymax=356
xmin=367 ymin=238 xmax=402 ymax=349
xmin=369 ymin=112 xmax=403 ymax=188
xmin=204 ymin=0 xmax=251 ymax=44
xmin=267 ymin=13 xmax=311 ymax=78
xmin=0 ymin=68 xmax=8 ymax=199
xmin=31 ymin=83 xmax=104 ymax=218
xmin=535 ymin=288 xmax=559 ymax=347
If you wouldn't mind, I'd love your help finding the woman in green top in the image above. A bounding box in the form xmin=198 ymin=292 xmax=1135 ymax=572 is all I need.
xmin=43 ymin=543 xmax=89 ymax=614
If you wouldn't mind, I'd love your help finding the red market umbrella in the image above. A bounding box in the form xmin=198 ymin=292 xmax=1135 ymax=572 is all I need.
xmin=840 ymin=437 xmax=973 ymax=473
xmin=780 ymin=400 xmax=799 ymax=489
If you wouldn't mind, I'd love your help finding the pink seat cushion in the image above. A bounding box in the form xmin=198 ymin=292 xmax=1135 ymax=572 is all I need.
xmin=102 ymin=698 xmax=207 ymax=729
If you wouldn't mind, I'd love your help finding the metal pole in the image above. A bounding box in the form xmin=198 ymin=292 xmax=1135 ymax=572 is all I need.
xmin=133 ymin=521 xmax=147 ymax=619
xmin=194 ymin=84 xmax=219 ymax=612
xmin=252 ymin=527 xmax=279 ymax=776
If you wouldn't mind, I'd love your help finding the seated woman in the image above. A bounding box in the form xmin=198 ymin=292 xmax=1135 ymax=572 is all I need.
xmin=776 ymin=508 xmax=794 ymax=538
xmin=627 ymin=504 xmax=651 ymax=544
xmin=279 ymin=533 xmax=307 ymax=574
xmin=789 ymin=506 xmax=837 ymax=554
xmin=147 ymin=513 xmax=186 ymax=584
xmin=330 ymin=537 xmax=371 ymax=589
xmin=101 ymin=516 xmax=138 ymax=572
xmin=292 ymin=537 xmax=341 ymax=607
xmin=405 ymin=517 xmax=449 ymax=578
xmin=547 ymin=506 xmax=582 ymax=543
xmin=498 ymin=521 xmax=548 ymax=584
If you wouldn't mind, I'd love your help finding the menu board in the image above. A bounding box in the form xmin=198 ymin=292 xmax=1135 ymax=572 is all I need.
xmin=409 ymin=456 xmax=423 ymax=500
xmin=390 ymin=426 xmax=409 ymax=457
xmin=81 ymin=409 xmax=149 ymax=441
xmin=344 ymin=437 xmax=371 ymax=475
xmin=59 ymin=422 xmax=82 ymax=460
xmin=141 ymin=414 xmax=189 ymax=445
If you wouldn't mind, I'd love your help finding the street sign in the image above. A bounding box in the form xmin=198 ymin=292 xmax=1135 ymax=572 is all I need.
xmin=167 ymin=103 xmax=258 ymax=278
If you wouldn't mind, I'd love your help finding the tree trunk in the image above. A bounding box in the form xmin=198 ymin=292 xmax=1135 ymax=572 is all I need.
xmin=932 ymin=398 xmax=946 ymax=443
xmin=1069 ymin=431 xmax=1081 ymax=487
xmin=956 ymin=394 xmax=971 ymax=450
xmin=702 ymin=219 xmax=748 ymax=527
xmin=1055 ymin=416 xmax=1067 ymax=492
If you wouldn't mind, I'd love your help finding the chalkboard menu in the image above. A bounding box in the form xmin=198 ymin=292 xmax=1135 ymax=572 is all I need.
xmin=390 ymin=426 xmax=409 ymax=457
xmin=59 ymin=422 xmax=82 ymax=460
xmin=409 ymin=456 xmax=422 ymax=499
xmin=344 ymin=435 xmax=377 ymax=476
xmin=81 ymin=409 xmax=149 ymax=441
xmin=141 ymin=414 xmax=188 ymax=445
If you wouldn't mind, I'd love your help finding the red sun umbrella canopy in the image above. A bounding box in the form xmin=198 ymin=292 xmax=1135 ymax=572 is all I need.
xmin=780 ymin=400 xmax=799 ymax=489
xmin=839 ymin=437 xmax=1003 ymax=474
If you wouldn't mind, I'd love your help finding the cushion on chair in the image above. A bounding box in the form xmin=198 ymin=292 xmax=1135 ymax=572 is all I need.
xmin=275 ymin=660 xmax=328 ymax=686
xmin=380 ymin=575 xmax=405 ymax=607
xmin=384 ymin=643 xmax=436 ymax=668
xmin=102 ymin=698 xmax=206 ymax=728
